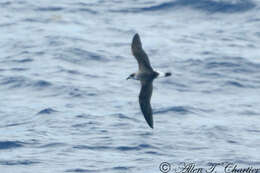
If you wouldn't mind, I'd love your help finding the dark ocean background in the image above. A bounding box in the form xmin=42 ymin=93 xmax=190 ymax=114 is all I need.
xmin=1 ymin=0 xmax=260 ymax=172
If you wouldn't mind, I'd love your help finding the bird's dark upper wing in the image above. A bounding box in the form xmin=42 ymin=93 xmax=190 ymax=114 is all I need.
xmin=131 ymin=33 xmax=153 ymax=72
xmin=139 ymin=80 xmax=153 ymax=128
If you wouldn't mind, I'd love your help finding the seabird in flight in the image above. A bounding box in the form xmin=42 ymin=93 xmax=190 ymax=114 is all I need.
xmin=127 ymin=33 xmax=171 ymax=128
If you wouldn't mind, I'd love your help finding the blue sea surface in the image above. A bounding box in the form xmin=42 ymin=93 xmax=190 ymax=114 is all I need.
xmin=1 ymin=0 xmax=260 ymax=172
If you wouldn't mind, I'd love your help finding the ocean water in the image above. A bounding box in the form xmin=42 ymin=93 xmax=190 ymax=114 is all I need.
xmin=1 ymin=0 xmax=260 ymax=172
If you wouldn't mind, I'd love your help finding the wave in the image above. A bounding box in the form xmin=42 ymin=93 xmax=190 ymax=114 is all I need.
xmin=66 ymin=168 xmax=99 ymax=172
xmin=54 ymin=85 xmax=97 ymax=99
xmin=112 ymin=166 xmax=133 ymax=171
xmin=202 ymin=57 xmax=260 ymax=73
xmin=155 ymin=106 xmax=192 ymax=115
xmin=0 ymin=76 xmax=52 ymax=89
xmin=71 ymin=121 xmax=101 ymax=128
xmin=224 ymin=80 xmax=244 ymax=87
xmin=72 ymin=143 xmax=156 ymax=152
xmin=39 ymin=142 xmax=67 ymax=148
xmin=57 ymin=48 xmax=107 ymax=64
xmin=73 ymin=145 xmax=111 ymax=150
xmin=110 ymin=113 xmax=139 ymax=122
xmin=0 ymin=141 xmax=24 ymax=150
xmin=112 ymin=0 xmax=255 ymax=13
xmin=0 ymin=76 xmax=28 ymax=88
xmin=175 ymin=57 xmax=260 ymax=90
xmin=12 ymin=58 xmax=33 ymax=63
xmin=37 ymin=108 xmax=57 ymax=115
xmin=35 ymin=7 xmax=64 ymax=12
xmin=115 ymin=143 xmax=157 ymax=152
xmin=0 ymin=160 xmax=40 ymax=166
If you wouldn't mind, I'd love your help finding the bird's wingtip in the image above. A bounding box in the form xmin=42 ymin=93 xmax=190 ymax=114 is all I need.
xmin=133 ymin=33 xmax=139 ymax=38
xmin=132 ymin=33 xmax=141 ymax=43
xmin=147 ymin=120 xmax=154 ymax=129
xmin=132 ymin=33 xmax=142 ymax=52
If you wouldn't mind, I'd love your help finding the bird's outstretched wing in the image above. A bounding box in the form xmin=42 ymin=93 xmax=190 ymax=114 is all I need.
xmin=139 ymin=80 xmax=154 ymax=128
xmin=131 ymin=33 xmax=153 ymax=72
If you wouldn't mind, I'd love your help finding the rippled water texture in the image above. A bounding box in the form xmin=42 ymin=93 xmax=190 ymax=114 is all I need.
xmin=1 ymin=0 xmax=260 ymax=172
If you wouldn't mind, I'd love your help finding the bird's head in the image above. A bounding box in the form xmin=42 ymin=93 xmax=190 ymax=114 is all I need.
xmin=126 ymin=73 xmax=136 ymax=80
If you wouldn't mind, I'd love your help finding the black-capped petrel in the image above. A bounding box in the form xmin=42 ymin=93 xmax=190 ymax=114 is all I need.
xmin=127 ymin=33 xmax=171 ymax=128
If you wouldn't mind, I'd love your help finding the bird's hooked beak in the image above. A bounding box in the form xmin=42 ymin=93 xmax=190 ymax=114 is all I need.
xmin=126 ymin=73 xmax=135 ymax=80
xmin=126 ymin=76 xmax=132 ymax=80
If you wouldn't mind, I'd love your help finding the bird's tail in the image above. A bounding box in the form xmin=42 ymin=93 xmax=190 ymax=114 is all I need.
xmin=164 ymin=72 xmax=171 ymax=77
xmin=156 ymin=71 xmax=172 ymax=78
